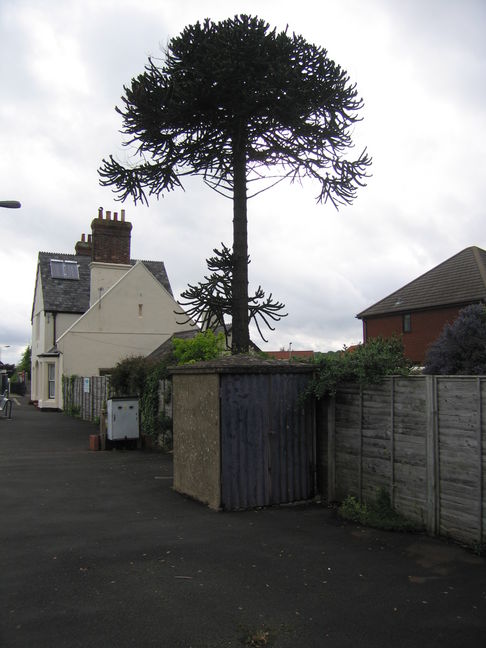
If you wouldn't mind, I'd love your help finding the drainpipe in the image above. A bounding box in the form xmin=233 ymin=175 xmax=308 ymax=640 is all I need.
xmin=53 ymin=312 xmax=57 ymax=348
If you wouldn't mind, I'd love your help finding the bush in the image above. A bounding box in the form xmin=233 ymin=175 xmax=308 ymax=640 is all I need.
xmin=109 ymin=355 xmax=151 ymax=397
xmin=308 ymin=336 xmax=412 ymax=398
xmin=424 ymin=303 xmax=486 ymax=374
xmin=172 ymin=330 xmax=226 ymax=365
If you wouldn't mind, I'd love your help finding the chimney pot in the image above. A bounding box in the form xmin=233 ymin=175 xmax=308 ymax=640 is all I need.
xmin=75 ymin=231 xmax=92 ymax=256
xmin=106 ymin=210 xmax=111 ymax=220
xmin=114 ymin=212 xmax=118 ymax=221
xmin=88 ymin=234 xmax=92 ymax=243
xmin=98 ymin=206 xmax=103 ymax=219
xmin=121 ymin=209 xmax=125 ymax=222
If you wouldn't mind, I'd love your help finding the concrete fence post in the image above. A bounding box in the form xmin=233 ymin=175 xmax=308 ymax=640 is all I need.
xmin=426 ymin=375 xmax=439 ymax=535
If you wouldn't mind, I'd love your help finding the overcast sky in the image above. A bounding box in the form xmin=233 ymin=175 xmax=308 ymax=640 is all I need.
xmin=1 ymin=0 xmax=485 ymax=366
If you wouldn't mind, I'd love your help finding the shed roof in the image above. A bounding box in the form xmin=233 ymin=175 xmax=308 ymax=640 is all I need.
xmin=357 ymin=246 xmax=486 ymax=319
xmin=35 ymin=251 xmax=173 ymax=315
xmin=169 ymin=354 xmax=315 ymax=375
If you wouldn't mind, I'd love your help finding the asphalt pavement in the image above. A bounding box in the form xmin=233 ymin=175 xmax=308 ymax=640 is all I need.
xmin=1 ymin=394 xmax=485 ymax=648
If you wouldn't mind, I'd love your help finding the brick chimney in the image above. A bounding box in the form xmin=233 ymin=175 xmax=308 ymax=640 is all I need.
xmin=75 ymin=233 xmax=92 ymax=256
xmin=90 ymin=206 xmax=132 ymax=264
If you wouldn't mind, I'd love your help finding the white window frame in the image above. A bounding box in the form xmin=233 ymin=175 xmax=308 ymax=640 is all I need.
xmin=48 ymin=363 xmax=55 ymax=399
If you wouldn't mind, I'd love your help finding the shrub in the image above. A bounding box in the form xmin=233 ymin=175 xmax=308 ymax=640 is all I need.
xmin=172 ymin=330 xmax=226 ymax=365
xmin=424 ymin=303 xmax=486 ymax=374
xmin=109 ymin=355 xmax=151 ymax=397
xmin=308 ymin=336 xmax=412 ymax=398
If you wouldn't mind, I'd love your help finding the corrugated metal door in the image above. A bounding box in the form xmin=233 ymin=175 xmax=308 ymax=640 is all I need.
xmin=220 ymin=372 xmax=316 ymax=510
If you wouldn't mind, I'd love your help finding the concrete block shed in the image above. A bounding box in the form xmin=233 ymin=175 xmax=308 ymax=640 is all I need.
xmin=170 ymin=356 xmax=316 ymax=510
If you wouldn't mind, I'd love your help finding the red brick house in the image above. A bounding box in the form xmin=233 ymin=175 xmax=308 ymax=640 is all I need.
xmin=356 ymin=246 xmax=486 ymax=364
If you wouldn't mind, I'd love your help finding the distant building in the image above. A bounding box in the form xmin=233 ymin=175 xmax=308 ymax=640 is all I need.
xmin=357 ymin=246 xmax=486 ymax=364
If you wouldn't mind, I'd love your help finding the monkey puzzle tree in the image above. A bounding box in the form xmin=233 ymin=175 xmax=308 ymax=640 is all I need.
xmin=178 ymin=243 xmax=287 ymax=346
xmin=99 ymin=14 xmax=371 ymax=353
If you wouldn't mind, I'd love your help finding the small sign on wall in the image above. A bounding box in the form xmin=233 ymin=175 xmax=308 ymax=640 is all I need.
xmin=83 ymin=377 xmax=90 ymax=393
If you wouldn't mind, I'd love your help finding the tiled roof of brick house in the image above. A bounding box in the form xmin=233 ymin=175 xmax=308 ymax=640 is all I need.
xmin=357 ymin=246 xmax=486 ymax=319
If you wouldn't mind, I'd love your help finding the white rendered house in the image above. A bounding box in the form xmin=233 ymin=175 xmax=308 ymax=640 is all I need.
xmin=31 ymin=207 xmax=190 ymax=409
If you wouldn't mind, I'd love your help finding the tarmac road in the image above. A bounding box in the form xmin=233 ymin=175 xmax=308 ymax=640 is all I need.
xmin=1 ymin=395 xmax=485 ymax=647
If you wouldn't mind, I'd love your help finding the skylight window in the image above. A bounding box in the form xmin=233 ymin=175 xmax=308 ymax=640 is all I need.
xmin=50 ymin=259 xmax=79 ymax=280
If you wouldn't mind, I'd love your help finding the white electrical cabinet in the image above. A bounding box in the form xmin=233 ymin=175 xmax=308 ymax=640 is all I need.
xmin=106 ymin=398 xmax=140 ymax=440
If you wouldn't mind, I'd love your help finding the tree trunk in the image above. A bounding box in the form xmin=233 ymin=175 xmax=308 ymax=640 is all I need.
xmin=231 ymin=133 xmax=250 ymax=354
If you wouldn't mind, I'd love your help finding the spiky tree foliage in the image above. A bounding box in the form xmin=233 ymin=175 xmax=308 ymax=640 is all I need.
xmin=99 ymin=14 xmax=371 ymax=353
xmin=178 ymin=244 xmax=286 ymax=344
xmin=424 ymin=304 xmax=486 ymax=374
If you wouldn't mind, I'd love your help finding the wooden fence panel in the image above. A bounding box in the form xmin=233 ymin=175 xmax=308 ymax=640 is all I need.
xmin=62 ymin=375 xmax=110 ymax=422
xmin=393 ymin=377 xmax=428 ymax=525
xmin=334 ymin=386 xmax=361 ymax=500
xmin=324 ymin=376 xmax=486 ymax=547
xmin=437 ymin=377 xmax=482 ymax=544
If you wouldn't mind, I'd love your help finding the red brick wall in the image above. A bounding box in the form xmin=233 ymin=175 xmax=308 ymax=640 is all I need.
xmin=91 ymin=216 xmax=132 ymax=264
xmin=364 ymin=306 xmax=463 ymax=364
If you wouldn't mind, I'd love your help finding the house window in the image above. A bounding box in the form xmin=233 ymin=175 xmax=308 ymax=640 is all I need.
xmin=48 ymin=363 xmax=55 ymax=399
xmin=50 ymin=259 xmax=79 ymax=280
xmin=403 ymin=313 xmax=411 ymax=333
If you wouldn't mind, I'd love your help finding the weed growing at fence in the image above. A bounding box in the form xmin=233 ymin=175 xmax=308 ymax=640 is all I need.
xmin=64 ymin=404 xmax=80 ymax=418
xmin=472 ymin=542 xmax=485 ymax=557
xmin=339 ymin=488 xmax=419 ymax=532
xmin=240 ymin=624 xmax=276 ymax=647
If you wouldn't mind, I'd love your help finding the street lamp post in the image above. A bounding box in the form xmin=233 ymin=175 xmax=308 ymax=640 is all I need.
xmin=0 ymin=201 xmax=21 ymax=208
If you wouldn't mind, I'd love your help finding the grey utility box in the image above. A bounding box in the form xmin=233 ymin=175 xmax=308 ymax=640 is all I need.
xmin=106 ymin=398 xmax=140 ymax=440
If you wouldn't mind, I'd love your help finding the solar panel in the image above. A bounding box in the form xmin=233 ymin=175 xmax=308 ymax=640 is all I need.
xmin=50 ymin=259 xmax=79 ymax=280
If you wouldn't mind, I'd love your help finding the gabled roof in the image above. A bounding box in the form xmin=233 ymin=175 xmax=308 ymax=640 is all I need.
xmin=35 ymin=252 xmax=173 ymax=315
xmin=37 ymin=253 xmax=91 ymax=314
xmin=357 ymin=246 xmax=486 ymax=319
